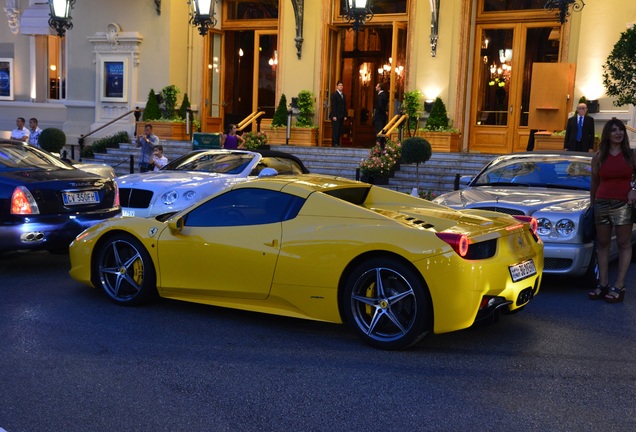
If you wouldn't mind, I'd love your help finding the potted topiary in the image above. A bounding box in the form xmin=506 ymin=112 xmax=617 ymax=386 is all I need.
xmin=263 ymin=90 xmax=317 ymax=146
xmin=138 ymin=85 xmax=189 ymax=140
xmin=271 ymin=93 xmax=288 ymax=128
xmin=418 ymin=97 xmax=461 ymax=152
xmin=401 ymin=136 xmax=432 ymax=195
xmin=142 ymin=89 xmax=161 ymax=121
xmin=295 ymin=90 xmax=315 ymax=127
xmin=38 ymin=128 xmax=67 ymax=154
xmin=403 ymin=90 xmax=422 ymax=137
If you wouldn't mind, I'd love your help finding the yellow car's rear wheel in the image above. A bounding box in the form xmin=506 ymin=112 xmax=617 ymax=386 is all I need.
xmin=344 ymin=258 xmax=432 ymax=350
xmin=96 ymin=234 xmax=157 ymax=305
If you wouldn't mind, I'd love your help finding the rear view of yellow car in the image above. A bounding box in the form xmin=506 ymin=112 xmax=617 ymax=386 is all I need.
xmin=69 ymin=174 xmax=543 ymax=350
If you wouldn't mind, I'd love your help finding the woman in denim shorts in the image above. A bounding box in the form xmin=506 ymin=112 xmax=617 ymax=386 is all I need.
xmin=589 ymin=118 xmax=636 ymax=303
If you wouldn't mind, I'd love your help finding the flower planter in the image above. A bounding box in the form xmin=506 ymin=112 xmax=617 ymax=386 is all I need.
xmin=360 ymin=175 xmax=389 ymax=185
xmin=136 ymin=122 xmax=188 ymax=141
xmin=417 ymin=131 xmax=461 ymax=152
xmin=263 ymin=126 xmax=318 ymax=146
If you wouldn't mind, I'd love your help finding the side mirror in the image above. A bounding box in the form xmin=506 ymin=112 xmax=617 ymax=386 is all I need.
xmin=167 ymin=216 xmax=184 ymax=233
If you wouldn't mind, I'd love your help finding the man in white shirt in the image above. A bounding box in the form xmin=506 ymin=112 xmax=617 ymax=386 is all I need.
xmin=28 ymin=118 xmax=42 ymax=147
xmin=10 ymin=117 xmax=30 ymax=142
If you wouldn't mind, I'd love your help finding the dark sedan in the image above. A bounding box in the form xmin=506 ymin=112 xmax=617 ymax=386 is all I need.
xmin=0 ymin=139 xmax=120 ymax=254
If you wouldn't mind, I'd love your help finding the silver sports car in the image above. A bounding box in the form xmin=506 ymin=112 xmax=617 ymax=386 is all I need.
xmin=433 ymin=151 xmax=636 ymax=285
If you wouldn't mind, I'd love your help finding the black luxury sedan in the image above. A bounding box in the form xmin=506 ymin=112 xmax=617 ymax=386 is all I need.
xmin=0 ymin=139 xmax=120 ymax=254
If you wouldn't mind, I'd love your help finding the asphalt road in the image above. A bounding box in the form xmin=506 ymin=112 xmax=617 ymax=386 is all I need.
xmin=0 ymin=251 xmax=634 ymax=432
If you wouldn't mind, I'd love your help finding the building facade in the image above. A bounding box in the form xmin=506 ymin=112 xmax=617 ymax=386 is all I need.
xmin=0 ymin=0 xmax=634 ymax=152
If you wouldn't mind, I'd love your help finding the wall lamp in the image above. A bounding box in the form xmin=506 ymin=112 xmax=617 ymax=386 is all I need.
xmin=48 ymin=0 xmax=75 ymax=37
xmin=544 ymin=0 xmax=585 ymax=24
xmin=190 ymin=0 xmax=217 ymax=36
xmin=344 ymin=0 xmax=373 ymax=32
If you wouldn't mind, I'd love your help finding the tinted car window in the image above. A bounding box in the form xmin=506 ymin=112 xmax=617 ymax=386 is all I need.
xmin=473 ymin=157 xmax=591 ymax=190
xmin=163 ymin=152 xmax=256 ymax=174
xmin=0 ymin=143 xmax=72 ymax=170
xmin=185 ymin=188 xmax=302 ymax=227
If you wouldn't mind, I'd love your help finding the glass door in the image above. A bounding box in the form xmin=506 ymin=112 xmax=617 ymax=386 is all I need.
xmin=253 ymin=31 xmax=278 ymax=119
xmin=202 ymin=31 xmax=224 ymax=133
xmin=469 ymin=23 xmax=561 ymax=153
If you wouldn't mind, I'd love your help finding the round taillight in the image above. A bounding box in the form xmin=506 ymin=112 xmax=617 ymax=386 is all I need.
xmin=436 ymin=232 xmax=470 ymax=257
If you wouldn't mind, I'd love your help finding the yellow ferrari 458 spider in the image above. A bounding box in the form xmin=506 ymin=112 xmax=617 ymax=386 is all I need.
xmin=69 ymin=174 xmax=544 ymax=350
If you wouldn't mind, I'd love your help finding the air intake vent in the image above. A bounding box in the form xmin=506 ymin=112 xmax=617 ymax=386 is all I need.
xmin=118 ymin=188 xmax=154 ymax=208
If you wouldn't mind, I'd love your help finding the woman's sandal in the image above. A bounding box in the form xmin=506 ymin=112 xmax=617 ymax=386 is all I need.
xmin=588 ymin=284 xmax=609 ymax=300
xmin=604 ymin=286 xmax=626 ymax=304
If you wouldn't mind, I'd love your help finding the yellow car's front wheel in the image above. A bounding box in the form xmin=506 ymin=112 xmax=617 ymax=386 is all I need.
xmin=344 ymin=258 xmax=432 ymax=350
xmin=95 ymin=234 xmax=157 ymax=306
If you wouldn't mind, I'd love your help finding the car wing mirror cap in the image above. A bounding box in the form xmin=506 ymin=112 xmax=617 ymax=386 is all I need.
xmin=258 ymin=168 xmax=278 ymax=178
xmin=168 ymin=216 xmax=184 ymax=233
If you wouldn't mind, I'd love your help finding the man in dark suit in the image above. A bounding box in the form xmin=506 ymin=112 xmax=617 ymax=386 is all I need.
xmin=329 ymin=81 xmax=347 ymax=146
xmin=564 ymin=103 xmax=595 ymax=152
xmin=374 ymin=82 xmax=389 ymax=146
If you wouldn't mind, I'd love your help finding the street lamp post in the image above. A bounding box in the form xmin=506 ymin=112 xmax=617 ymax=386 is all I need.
xmin=48 ymin=0 xmax=75 ymax=37
xmin=190 ymin=0 xmax=217 ymax=36
xmin=343 ymin=0 xmax=373 ymax=32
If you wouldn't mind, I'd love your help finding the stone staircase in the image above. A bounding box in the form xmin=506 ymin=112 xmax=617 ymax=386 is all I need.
xmin=83 ymin=140 xmax=195 ymax=177
xmin=81 ymin=140 xmax=498 ymax=197
xmin=280 ymin=146 xmax=496 ymax=196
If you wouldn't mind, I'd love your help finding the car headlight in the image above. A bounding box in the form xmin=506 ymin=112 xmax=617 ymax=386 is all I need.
xmin=556 ymin=219 xmax=575 ymax=236
xmin=161 ymin=190 xmax=179 ymax=205
xmin=183 ymin=190 xmax=197 ymax=200
xmin=536 ymin=217 xmax=551 ymax=236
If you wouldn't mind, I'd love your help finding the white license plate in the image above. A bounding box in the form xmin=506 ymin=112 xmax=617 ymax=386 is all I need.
xmin=509 ymin=259 xmax=537 ymax=282
xmin=63 ymin=191 xmax=99 ymax=205
xmin=122 ymin=209 xmax=135 ymax=217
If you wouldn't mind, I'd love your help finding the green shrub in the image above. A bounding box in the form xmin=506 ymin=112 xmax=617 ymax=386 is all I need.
xmin=142 ymin=89 xmax=161 ymax=121
xmin=272 ymin=93 xmax=288 ymax=127
xmin=403 ymin=90 xmax=422 ymax=137
xmin=177 ymin=92 xmax=191 ymax=120
xmin=83 ymin=131 xmax=128 ymax=158
xmin=38 ymin=128 xmax=66 ymax=154
xmin=425 ymin=97 xmax=450 ymax=131
xmin=295 ymin=90 xmax=315 ymax=128
xmin=602 ymin=25 xmax=636 ymax=107
xmin=401 ymin=137 xmax=432 ymax=191
xmin=161 ymin=85 xmax=180 ymax=119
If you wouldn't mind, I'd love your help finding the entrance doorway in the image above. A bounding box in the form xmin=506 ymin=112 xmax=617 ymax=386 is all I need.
xmin=469 ymin=23 xmax=562 ymax=153
xmin=201 ymin=30 xmax=277 ymax=134
xmin=223 ymin=30 xmax=277 ymax=130
xmin=321 ymin=24 xmax=407 ymax=147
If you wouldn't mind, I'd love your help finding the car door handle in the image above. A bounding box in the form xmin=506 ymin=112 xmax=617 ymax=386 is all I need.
xmin=264 ymin=239 xmax=278 ymax=247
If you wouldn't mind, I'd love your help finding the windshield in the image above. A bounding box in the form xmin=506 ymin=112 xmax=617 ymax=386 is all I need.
xmin=163 ymin=152 xmax=257 ymax=174
xmin=0 ymin=142 xmax=73 ymax=170
xmin=472 ymin=156 xmax=592 ymax=190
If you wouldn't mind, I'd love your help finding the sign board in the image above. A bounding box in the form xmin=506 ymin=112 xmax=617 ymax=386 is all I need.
xmin=193 ymin=133 xmax=221 ymax=150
